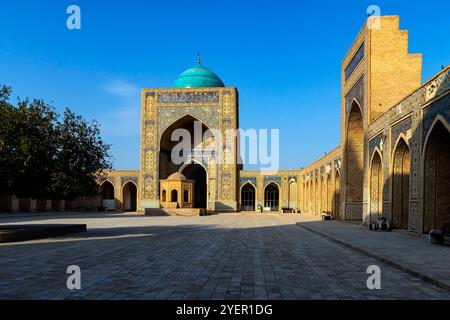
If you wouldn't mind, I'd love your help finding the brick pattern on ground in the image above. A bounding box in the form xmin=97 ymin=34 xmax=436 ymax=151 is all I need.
xmin=0 ymin=213 xmax=448 ymax=300
xmin=296 ymin=214 xmax=450 ymax=291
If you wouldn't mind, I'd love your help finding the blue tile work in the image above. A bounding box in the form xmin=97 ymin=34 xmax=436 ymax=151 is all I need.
xmin=434 ymin=68 xmax=450 ymax=97
xmin=121 ymin=176 xmax=138 ymax=186
xmin=157 ymin=91 xmax=220 ymax=104
xmin=369 ymin=133 xmax=390 ymax=205
xmin=240 ymin=177 xmax=257 ymax=187
xmin=157 ymin=105 xmax=221 ymax=141
xmin=345 ymin=75 xmax=365 ymax=114
xmin=422 ymin=69 xmax=450 ymax=139
xmin=345 ymin=43 xmax=365 ymax=81
xmin=369 ymin=133 xmax=384 ymax=159
xmin=391 ymin=116 xmax=412 ymax=151
xmin=264 ymin=176 xmax=281 ymax=187
xmin=423 ymin=90 xmax=450 ymax=142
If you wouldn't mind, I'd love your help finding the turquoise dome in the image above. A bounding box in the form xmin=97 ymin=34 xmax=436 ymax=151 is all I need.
xmin=173 ymin=64 xmax=225 ymax=88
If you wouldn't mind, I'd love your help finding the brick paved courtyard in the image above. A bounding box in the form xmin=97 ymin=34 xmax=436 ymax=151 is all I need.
xmin=0 ymin=213 xmax=449 ymax=300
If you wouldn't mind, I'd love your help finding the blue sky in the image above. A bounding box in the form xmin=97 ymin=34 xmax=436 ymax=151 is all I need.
xmin=1 ymin=0 xmax=449 ymax=170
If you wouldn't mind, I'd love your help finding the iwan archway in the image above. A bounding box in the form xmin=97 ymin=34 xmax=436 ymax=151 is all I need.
xmin=423 ymin=119 xmax=450 ymax=233
xmin=345 ymin=101 xmax=364 ymax=220
xmin=159 ymin=115 xmax=215 ymax=210
xmin=159 ymin=115 xmax=214 ymax=180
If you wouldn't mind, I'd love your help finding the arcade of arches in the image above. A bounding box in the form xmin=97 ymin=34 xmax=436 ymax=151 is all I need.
xmin=99 ymin=179 xmax=138 ymax=212
xmin=5 ymin=16 xmax=449 ymax=238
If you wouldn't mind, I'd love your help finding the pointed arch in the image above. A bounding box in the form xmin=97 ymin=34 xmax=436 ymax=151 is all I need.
xmin=423 ymin=115 xmax=450 ymax=156
xmin=178 ymin=158 xmax=208 ymax=177
xmin=288 ymin=180 xmax=298 ymax=210
xmin=182 ymin=163 xmax=207 ymax=209
xmin=349 ymin=98 xmax=363 ymax=116
xmin=100 ymin=180 xmax=115 ymax=211
xmin=326 ymin=174 xmax=332 ymax=213
xmin=308 ymin=178 xmax=312 ymax=213
xmin=302 ymin=181 xmax=306 ymax=212
xmin=171 ymin=189 xmax=178 ymax=203
xmin=304 ymin=178 xmax=310 ymax=213
xmin=122 ymin=181 xmax=137 ymax=212
xmin=369 ymin=149 xmax=384 ymax=223
xmin=159 ymin=114 xmax=215 ymax=180
xmin=392 ymin=132 xmax=410 ymax=156
xmin=312 ymin=176 xmax=316 ymax=214
xmin=321 ymin=174 xmax=327 ymax=213
xmin=160 ymin=113 xmax=215 ymax=145
xmin=391 ymin=137 xmax=410 ymax=229
xmin=334 ymin=170 xmax=341 ymax=219
xmin=121 ymin=179 xmax=137 ymax=189
xmin=240 ymin=182 xmax=257 ymax=211
xmin=100 ymin=180 xmax=115 ymax=200
xmin=345 ymin=100 xmax=364 ymax=220
xmin=264 ymin=180 xmax=281 ymax=190
xmin=422 ymin=118 xmax=450 ymax=233
xmin=314 ymin=175 xmax=320 ymax=214
xmin=264 ymin=182 xmax=280 ymax=212
xmin=369 ymin=147 xmax=383 ymax=170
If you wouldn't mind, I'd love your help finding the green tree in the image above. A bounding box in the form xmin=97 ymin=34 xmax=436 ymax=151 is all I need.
xmin=16 ymin=97 xmax=58 ymax=198
xmin=50 ymin=109 xmax=112 ymax=200
xmin=0 ymin=86 xmax=15 ymax=196
xmin=0 ymin=86 xmax=112 ymax=200
xmin=0 ymin=86 xmax=57 ymax=198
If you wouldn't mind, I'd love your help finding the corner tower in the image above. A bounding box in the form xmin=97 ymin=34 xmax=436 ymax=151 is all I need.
xmin=340 ymin=15 xmax=423 ymax=221
xmin=139 ymin=59 xmax=239 ymax=212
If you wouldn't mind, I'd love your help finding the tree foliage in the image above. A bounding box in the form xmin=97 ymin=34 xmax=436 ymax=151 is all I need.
xmin=0 ymin=85 xmax=112 ymax=200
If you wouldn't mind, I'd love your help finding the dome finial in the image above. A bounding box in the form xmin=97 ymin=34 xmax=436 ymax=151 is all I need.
xmin=197 ymin=51 xmax=201 ymax=64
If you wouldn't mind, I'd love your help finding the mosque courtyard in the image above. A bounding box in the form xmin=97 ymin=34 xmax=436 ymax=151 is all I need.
xmin=0 ymin=213 xmax=449 ymax=300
